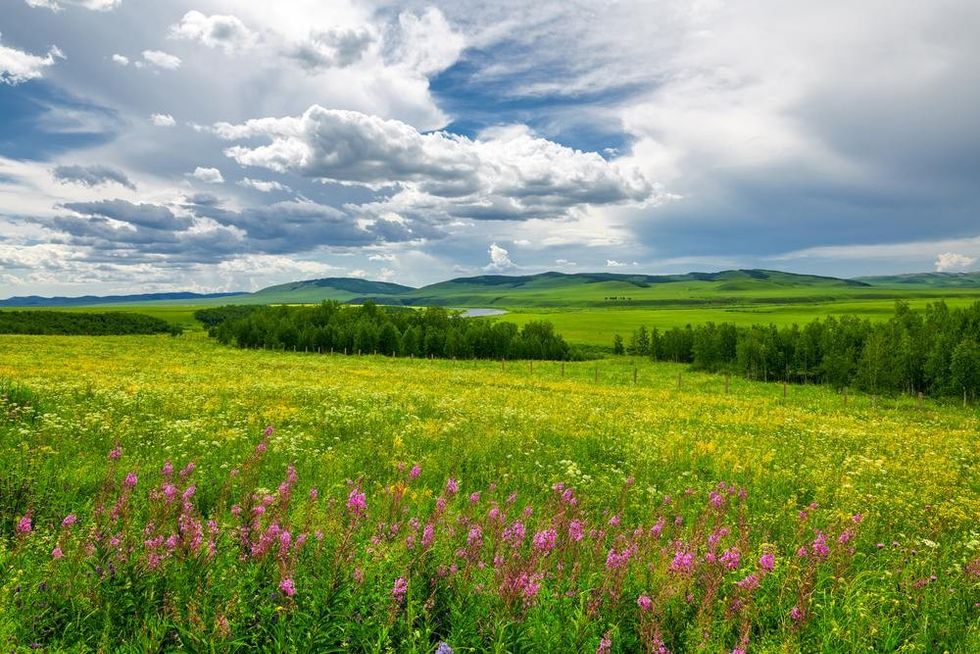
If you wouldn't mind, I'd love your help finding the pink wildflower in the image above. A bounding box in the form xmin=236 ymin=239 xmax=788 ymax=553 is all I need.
xmin=392 ymin=576 xmax=409 ymax=604
xmin=720 ymin=547 xmax=741 ymax=570
xmin=347 ymin=488 xmax=367 ymax=517
xmin=568 ymin=519 xmax=584 ymax=542
xmin=446 ymin=478 xmax=459 ymax=496
xmin=51 ymin=546 xmax=63 ymax=559
xmin=123 ymin=472 xmax=138 ymax=489
xmin=637 ymin=594 xmax=653 ymax=611
xmin=409 ymin=464 xmax=421 ymax=479
xmin=670 ymin=550 xmax=695 ymax=574
xmin=759 ymin=553 xmax=775 ymax=572
xmin=16 ymin=513 xmax=32 ymax=537
xmin=108 ymin=446 xmax=122 ymax=461
xmin=61 ymin=513 xmax=77 ymax=528
xmin=279 ymin=577 xmax=296 ymax=597
xmin=533 ymin=528 xmax=557 ymax=553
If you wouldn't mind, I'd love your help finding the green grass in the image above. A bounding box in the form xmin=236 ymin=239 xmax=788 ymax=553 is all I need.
xmin=493 ymin=297 xmax=980 ymax=345
xmin=0 ymin=333 xmax=977 ymax=651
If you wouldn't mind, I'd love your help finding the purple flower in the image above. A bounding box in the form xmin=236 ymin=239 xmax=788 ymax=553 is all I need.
xmin=790 ymin=605 xmax=804 ymax=621
xmin=15 ymin=513 xmax=32 ymax=537
xmin=637 ymin=594 xmax=652 ymax=611
xmin=533 ymin=528 xmax=557 ymax=553
xmin=445 ymin=478 xmax=459 ymax=496
xmin=123 ymin=472 xmax=138 ymax=489
xmin=61 ymin=514 xmax=77 ymax=529
xmin=670 ymin=550 xmax=695 ymax=574
xmin=435 ymin=642 xmax=453 ymax=654
xmin=409 ymin=464 xmax=421 ymax=480
xmin=568 ymin=520 xmax=584 ymax=542
xmin=503 ymin=521 xmax=526 ymax=547
xmin=347 ymin=488 xmax=367 ymax=517
xmin=108 ymin=446 xmax=122 ymax=461
xmin=263 ymin=425 xmax=274 ymax=437
xmin=51 ymin=546 xmax=64 ymax=559
xmin=161 ymin=461 xmax=173 ymax=476
xmin=720 ymin=547 xmax=741 ymax=570
xmin=759 ymin=553 xmax=775 ymax=572
xmin=279 ymin=577 xmax=296 ymax=597
xmin=392 ymin=576 xmax=409 ymax=604
xmin=736 ymin=574 xmax=759 ymax=591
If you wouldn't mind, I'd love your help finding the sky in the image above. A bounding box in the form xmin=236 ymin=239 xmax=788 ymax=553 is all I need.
xmin=1 ymin=0 xmax=979 ymax=295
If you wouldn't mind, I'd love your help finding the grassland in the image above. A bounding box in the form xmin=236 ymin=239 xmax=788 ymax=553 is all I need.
xmin=1 ymin=333 xmax=977 ymax=651
xmin=495 ymin=296 xmax=980 ymax=346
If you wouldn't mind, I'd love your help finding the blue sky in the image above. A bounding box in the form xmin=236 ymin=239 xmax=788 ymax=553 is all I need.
xmin=1 ymin=0 xmax=979 ymax=295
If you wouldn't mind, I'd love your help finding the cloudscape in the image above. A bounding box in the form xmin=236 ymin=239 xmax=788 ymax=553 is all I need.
xmin=1 ymin=0 xmax=979 ymax=294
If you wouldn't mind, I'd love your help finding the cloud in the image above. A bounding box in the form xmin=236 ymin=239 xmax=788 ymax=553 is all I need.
xmin=52 ymin=164 xmax=136 ymax=190
xmin=170 ymin=11 xmax=256 ymax=54
xmin=111 ymin=53 xmax=129 ymax=66
xmin=150 ymin=113 xmax=175 ymax=127
xmin=186 ymin=197 xmax=427 ymax=253
xmin=215 ymin=106 xmax=656 ymax=221
xmin=289 ymin=26 xmax=373 ymax=70
xmin=26 ymin=0 xmax=120 ymax=10
xmin=190 ymin=167 xmax=224 ymax=184
xmin=61 ymin=199 xmax=187 ymax=230
xmin=0 ymin=34 xmax=65 ymax=85
xmin=137 ymin=50 xmax=181 ymax=70
xmin=935 ymin=252 xmax=977 ymax=272
xmin=483 ymin=242 xmax=516 ymax=272
xmin=238 ymin=177 xmax=290 ymax=193
xmin=386 ymin=8 xmax=465 ymax=77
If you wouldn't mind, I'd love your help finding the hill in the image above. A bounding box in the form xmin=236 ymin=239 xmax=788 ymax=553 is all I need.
xmin=245 ymin=277 xmax=414 ymax=304
xmin=0 ymin=291 xmax=245 ymax=308
xmin=352 ymin=269 xmax=874 ymax=307
xmin=857 ymin=271 xmax=980 ymax=288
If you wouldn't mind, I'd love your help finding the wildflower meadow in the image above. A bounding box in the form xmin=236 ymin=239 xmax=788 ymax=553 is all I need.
xmin=0 ymin=333 xmax=978 ymax=652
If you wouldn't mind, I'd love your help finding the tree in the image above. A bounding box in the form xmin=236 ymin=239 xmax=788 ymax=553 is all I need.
xmin=613 ymin=334 xmax=625 ymax=355
xmin=950 ymin=338 xmax=980 ymax=400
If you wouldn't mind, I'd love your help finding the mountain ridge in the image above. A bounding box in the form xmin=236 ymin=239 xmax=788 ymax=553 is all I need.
xmin=3 ymin=268 xmax=978 ymax=308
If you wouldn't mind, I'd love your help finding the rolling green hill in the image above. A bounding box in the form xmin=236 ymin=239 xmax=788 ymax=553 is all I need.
xmin=351 ymin=269 xmax=886 ymax=308
xmin=244 ymin=277 xmax=415 ymax=304
xmin=857 ymin=271 xmax=980 ymax=288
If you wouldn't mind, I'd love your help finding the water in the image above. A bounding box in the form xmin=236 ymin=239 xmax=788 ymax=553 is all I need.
xmin=459 ymin=308 xmax=508 ymax=317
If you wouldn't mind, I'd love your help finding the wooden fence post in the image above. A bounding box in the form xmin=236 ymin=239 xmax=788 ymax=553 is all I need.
xmin=633 ymin=366 xmax=637 ymax=384
xmin=594 ymin=366 xmax=599 ymax=383
xmin=677 ymin=372 xmax=682 ymax=389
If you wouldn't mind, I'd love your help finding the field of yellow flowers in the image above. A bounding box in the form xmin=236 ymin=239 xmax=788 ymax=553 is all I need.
xmin=1 ymin=333 xmax=978 ymax=652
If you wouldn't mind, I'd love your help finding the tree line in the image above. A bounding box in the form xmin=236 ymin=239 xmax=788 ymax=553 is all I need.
xmin=202 ymin=302 xmax=578 ymax=361
xmin=0 ymin=310 xmax=180 ymax=336
xmin=615 ymin=300 xmax=980 ymax=398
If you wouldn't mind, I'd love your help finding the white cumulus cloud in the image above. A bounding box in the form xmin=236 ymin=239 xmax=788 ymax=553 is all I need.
xmin=190 ymin=167 xmax=224 ymax=184
xmin=0 ymin=35 xmax=64 ymax=85
xmin=137 ymin=50 xmax=181 ymax=70
xmin=214 ymin=105 xmax=656 ymax=222
xmin=935 ymin=252 xmax=977 ymax=272
xmin=484 ymin=242 xmax=516 ymax=272
xmin=170 ymin=11 xmax=256 ymax=54
xmin=239 ymin=177 xmax=290 ymax=193
xmin=150 ymin=113 xmax=175 ymax=127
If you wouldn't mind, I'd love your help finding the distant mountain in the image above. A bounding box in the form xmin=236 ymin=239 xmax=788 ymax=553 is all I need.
xmin=245 ymin=277 xmax=415 ymax=304
xmin=856 ymin=271 xmax=980 ymax=288
xmin=351 ymin=269 xmax=872 ymax=308
xmin=0 ymin=291 xmax=246 ymax=308
xmin=9 ymin=268 xmax=975 ymax=312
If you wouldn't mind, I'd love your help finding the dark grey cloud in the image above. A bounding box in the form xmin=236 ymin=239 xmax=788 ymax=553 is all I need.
xmin=61 ymin=199 xmax=188 ymax=230
xmin=52 ymin=164 xmax=136 ymax=190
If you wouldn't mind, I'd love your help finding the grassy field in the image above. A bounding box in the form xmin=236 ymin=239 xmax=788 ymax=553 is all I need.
xmin=0 ymin=333 xmax=977 ymax=651
xmin=495 ymin=297 xmax=980 ymax=346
